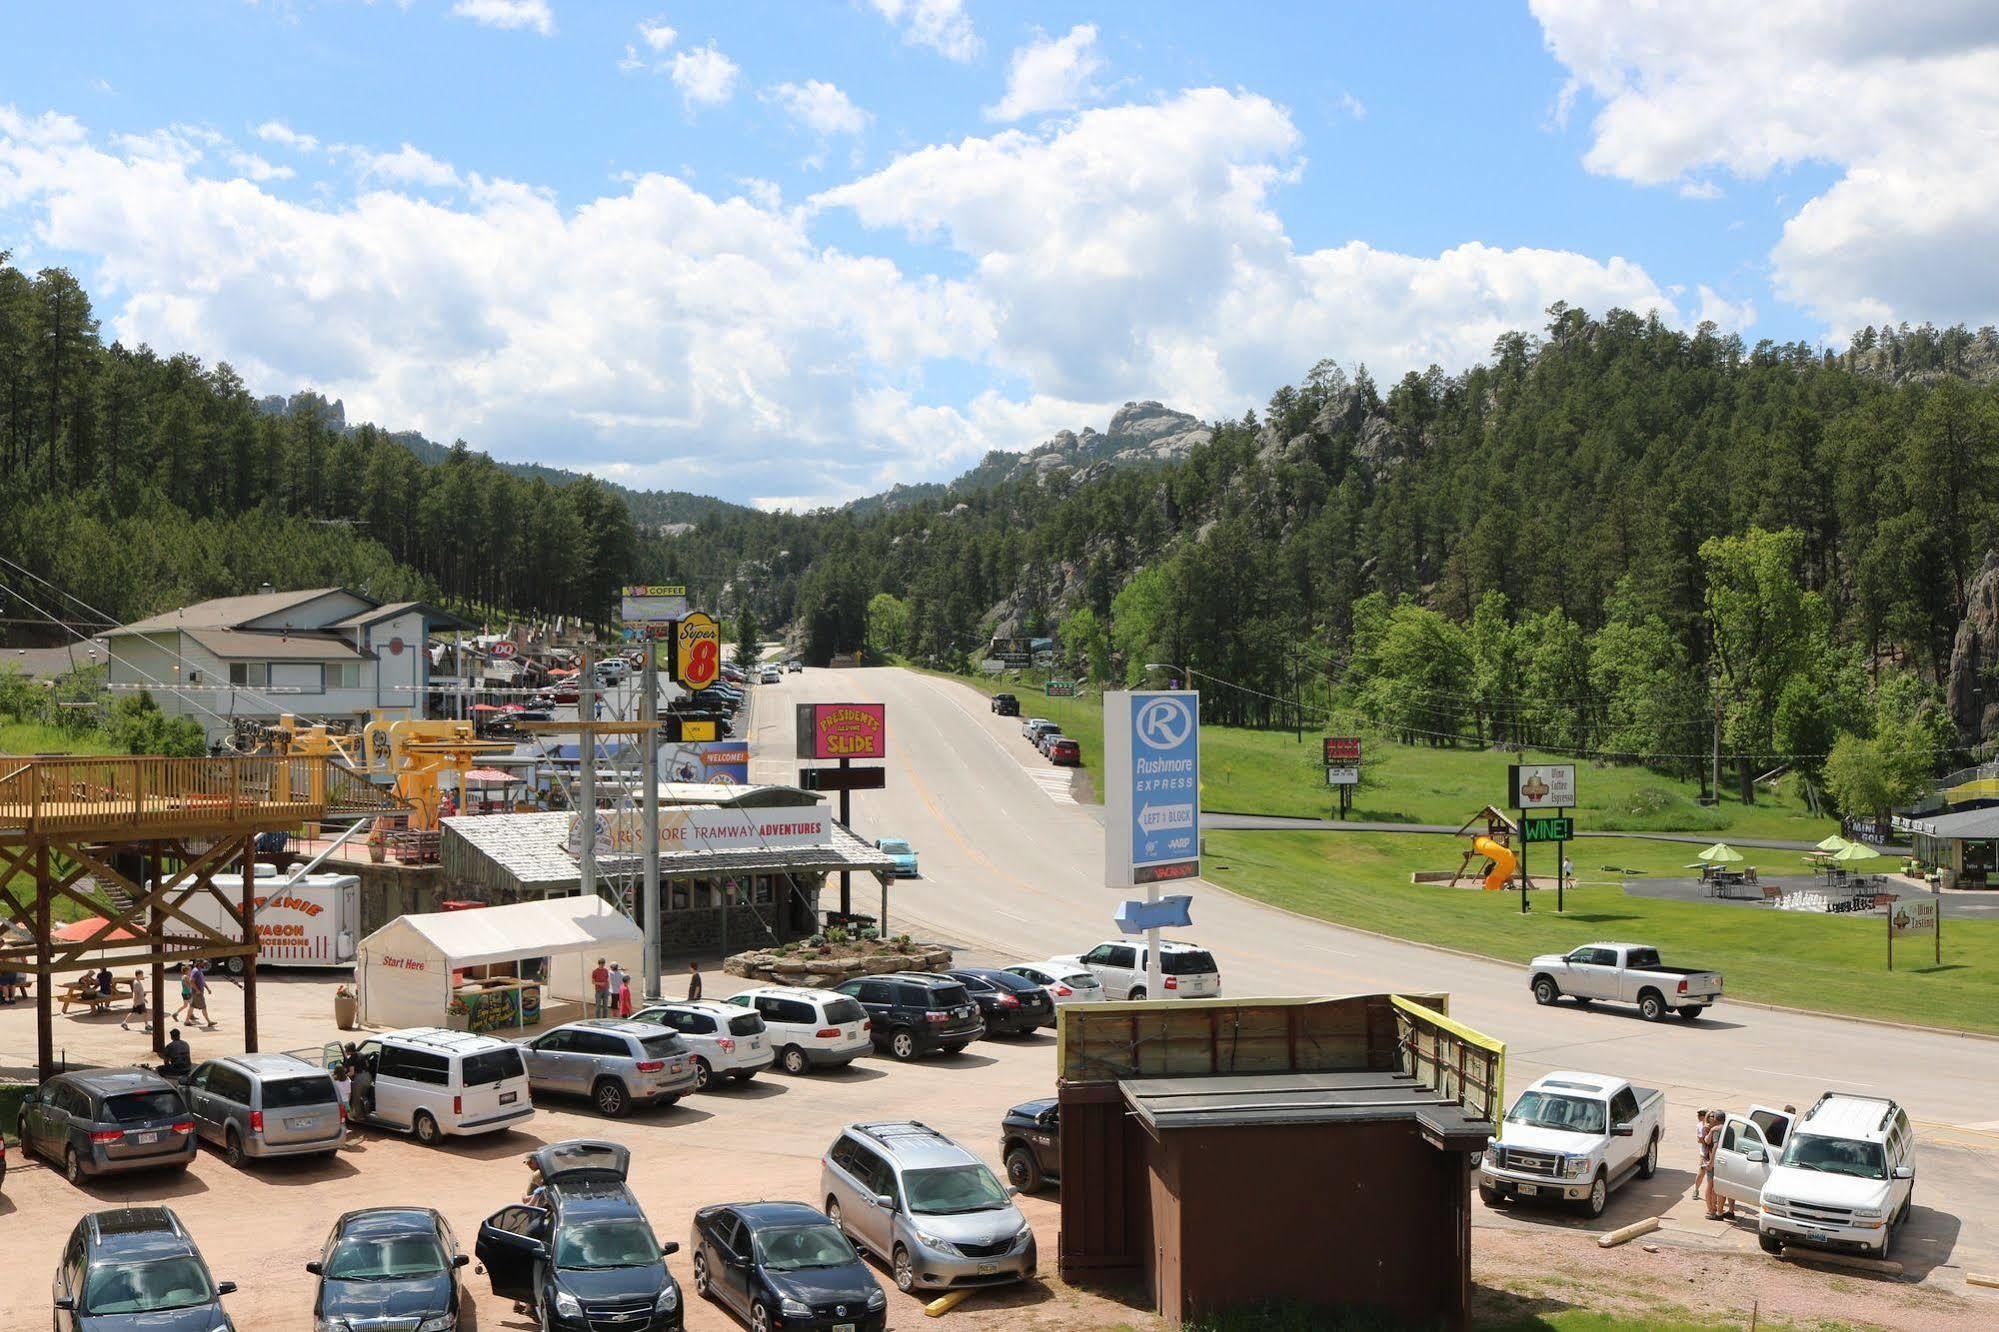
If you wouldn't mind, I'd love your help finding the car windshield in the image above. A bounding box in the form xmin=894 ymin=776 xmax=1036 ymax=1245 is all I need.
xmin=823 ymin=998 xmax=865 ymax=1024
xmin=85 ymin=1257 xmax=216 ymax=1314
xmin=1506 ymin=1091 xmax=1606 ymax=1135
xmin=903 ymin=1164 xmax=1011 ymax=1215
xmin=754 ymin=1224 xmax=856 ymax=1272
xmin=881 ymin=840 xmax=911 ymax=854
xmin=325 ymin=1232 xmax=449 ymax=1280
xmin=1778 ymin=1133 xmax=1887 ymax=1180
xmin=103 ymin=1090 xmax=183 ymax=1122
xmin=263 ymin=1076 xmax=336 ymax=1109
xmin=554 ymin=1219 xmax=661 ymax=1270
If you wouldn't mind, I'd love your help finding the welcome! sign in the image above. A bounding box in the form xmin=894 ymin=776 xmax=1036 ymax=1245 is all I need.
xmin=795 ymin=702 xmax=888 ymax=760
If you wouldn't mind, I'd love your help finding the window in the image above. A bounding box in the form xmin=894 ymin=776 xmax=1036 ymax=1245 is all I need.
xmin=461 ymin=1048 xmax=526 ymax=1086
xmin=327 ymin=662 xmax=361 ymax=689
xmin=638 ymin=1034 xmax=686 ymax=1060
xmin=1609 ymin=1089 xmax=1639 ymax=1126
xmin=753 ymin=877 xmax=775 ymax=905
xmin=822 ymin=997 xmax=864 ymax=1025
xmin=534 ymin=1029 xmax=576 ymax=1053
xmin=1081 ymin=945 xmax=1114 ymax=965
xmin=380 ymin=1046 xmax=450 ymax=1086
xmin=855 ymin=980 xmax=892 ymax=1005
xmin=571 ymin=1032 xmax=628 ymax=1058
xmin=210 ymin=1067 xmax=253 ymax=1103
xmin=726 ymin=1013 xmax=763 ymax=1037
xmin=1105 ymin=945 xmax=1137 ymax=969
xmin=1160 ymin=950 xmax=1217 ymax=975
xmin=670 ymin=885 xmax=690 ymax=911
xmin=104 ymin=1090 xmax=185 ymax=1123
xmin=773 ymin=998 xmax=814 ymax=1025
xmin=229 ymin=662 xmax=270 ymax=688
xmin=708 ymin=1214 xmax=743 ymax=1256
xmin=262 ymin=1076 xmax=336 ymax=1109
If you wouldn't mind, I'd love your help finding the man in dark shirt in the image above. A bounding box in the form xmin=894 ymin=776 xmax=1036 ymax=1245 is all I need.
xmin=160 ymin=1027 xmax=192 ymax=1078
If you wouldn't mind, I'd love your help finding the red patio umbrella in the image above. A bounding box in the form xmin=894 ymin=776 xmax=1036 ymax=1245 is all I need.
xmin=53 ymin=916 xmax=138 ymax=945
xmin=462 ymin=768 xmax=518 ymax=785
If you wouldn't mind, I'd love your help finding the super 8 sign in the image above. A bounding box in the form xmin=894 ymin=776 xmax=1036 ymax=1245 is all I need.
xmin=672 ymin=613 xmax=722 ymax=690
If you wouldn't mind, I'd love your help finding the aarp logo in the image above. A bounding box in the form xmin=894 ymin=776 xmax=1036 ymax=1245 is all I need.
xmin=1135 ymin=696 xmax=1194 ymax=750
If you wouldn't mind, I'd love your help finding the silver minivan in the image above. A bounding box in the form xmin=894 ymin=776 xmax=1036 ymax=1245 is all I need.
xmin=820 ymin=1120 xmax=1036 ymax=1295
xmin=185 ymin=1053 xmax=344 ymax=1166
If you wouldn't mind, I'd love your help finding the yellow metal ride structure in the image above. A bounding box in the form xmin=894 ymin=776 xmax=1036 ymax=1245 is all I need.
xmin=268 ymin=715 xmax=512 ymax=831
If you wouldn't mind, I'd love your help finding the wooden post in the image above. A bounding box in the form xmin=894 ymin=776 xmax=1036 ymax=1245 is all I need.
xmin=149 ymin=844 xmax=166 ymax=1056
xmin=35 ymin=838 xmax=54 ymax=1081
xmin=241 ymin=835 xmax=259 ymax=1052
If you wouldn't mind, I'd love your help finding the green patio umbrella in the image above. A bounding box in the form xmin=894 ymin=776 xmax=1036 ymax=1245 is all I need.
xmin=1814 ymin=834 xmax=1851 ymax=853
xmin=1696 ymin=842 xmax=1744 ymax=864
xmin=1832 ymin=840 xmax=1882 ymax=863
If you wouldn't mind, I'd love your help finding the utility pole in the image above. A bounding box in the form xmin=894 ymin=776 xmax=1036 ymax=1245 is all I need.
xmin=1711 ymin=683 xmax=1722 ymax=808
xmin=640 ymin=637 xmax=661 ymax=1000
xmin=578 ymin=645 xmax=597 ymax=903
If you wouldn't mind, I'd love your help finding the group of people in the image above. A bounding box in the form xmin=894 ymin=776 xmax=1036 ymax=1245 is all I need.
xmin=591 ymin=957 xmax=703 ymax=1015
xmin=1692 ymin=1103 xmax=1798 ymax=1220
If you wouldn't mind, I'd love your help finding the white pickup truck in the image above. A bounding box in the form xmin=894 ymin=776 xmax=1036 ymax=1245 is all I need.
xmin=1528 ymin=941 xmax=1723 ymax=1021
xmin=1480 ymin=1071 xmax=1665 ymax=1218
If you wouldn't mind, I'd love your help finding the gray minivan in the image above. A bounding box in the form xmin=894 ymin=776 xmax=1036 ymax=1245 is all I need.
xmin=185 ymin=1053 xmax=344 ymax=1165
xmin=18 ymin=1068 xmax=196 ymax=1184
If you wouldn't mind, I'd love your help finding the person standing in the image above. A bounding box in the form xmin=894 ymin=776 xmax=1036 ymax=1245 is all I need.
xmin=1701 ymin=1110 xmax=1727 ymax=1218
xmin=331 ymin=1062 xmax=353 ymax=1136
xmin=591 ymin=957 xmax=610 ymax=1017
xmin=174 ymin=963 xmax=194 ymax=1023
xmin=188 ymin=961 xmax=214 ymax=1029
xmin=685 ymin=960 xmax=703 ymax=1001
xmin=121 ymin=970 xmax=148 ymax=1032
xmin=606 ymin=963 xmax=626 ymax=1019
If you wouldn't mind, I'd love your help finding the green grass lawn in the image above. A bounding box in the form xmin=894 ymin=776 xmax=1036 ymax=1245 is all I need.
xmin=0 ymin=720 xmax=118 ymax=756
xmin=1204 ymin=831 xmax=1991 ymax=1033
xmin=933 ymin=669 xmax=1835 ymax=843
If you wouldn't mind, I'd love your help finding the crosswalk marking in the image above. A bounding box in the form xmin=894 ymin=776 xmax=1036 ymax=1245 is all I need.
xmin=1028 ymin=769 xmax=1079 ymax=805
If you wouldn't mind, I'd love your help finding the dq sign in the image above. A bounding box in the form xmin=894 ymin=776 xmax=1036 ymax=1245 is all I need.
xmin=795 ymin=703 xmax=888 ymax=760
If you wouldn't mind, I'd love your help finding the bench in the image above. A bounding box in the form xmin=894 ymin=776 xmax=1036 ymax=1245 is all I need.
xmin=59 ymin=981 xmax=133 ymax=1014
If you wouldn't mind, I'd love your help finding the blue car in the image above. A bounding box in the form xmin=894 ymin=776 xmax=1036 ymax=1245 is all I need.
xmin=876 ymin=838 xmax=919 ymax=879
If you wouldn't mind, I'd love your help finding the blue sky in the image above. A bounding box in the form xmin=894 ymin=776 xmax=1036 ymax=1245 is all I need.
xmin=2 ymin=1 xmax=1990 ymax=507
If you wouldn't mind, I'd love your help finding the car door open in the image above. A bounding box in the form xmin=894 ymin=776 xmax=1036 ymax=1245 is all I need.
xmin=475 ymin=1204 xmax=549 ymax=1304
xmin=1713 ymin=1115 xmax=1774 ymax=1206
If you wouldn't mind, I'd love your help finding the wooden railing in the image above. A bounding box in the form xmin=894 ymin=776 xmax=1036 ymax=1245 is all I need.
xmin=1393 ymin=993 xmax=1506 ymax=1126
xmin=0 ymin=754 xmax=344 ymax=836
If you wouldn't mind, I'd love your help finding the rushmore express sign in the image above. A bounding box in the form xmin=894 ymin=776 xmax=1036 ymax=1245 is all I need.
xmin=795 ymin=703 xmax=888 ymax=761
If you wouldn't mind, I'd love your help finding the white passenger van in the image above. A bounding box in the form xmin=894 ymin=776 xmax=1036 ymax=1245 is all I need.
xmin=349 ymin=1028 xmax=534 ymax=1145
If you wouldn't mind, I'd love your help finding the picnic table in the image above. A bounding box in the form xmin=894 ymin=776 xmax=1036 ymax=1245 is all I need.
xmin=59 ymin=978 xmax=133 ymax=1014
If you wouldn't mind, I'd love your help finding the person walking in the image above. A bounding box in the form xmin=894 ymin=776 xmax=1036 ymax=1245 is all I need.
xmin=685 ymin=960 xmax=703 ymax=1001
xmin=174 ymin=963 xmax=195 ymax=1023
xmin=188 ymin=961 xmax=214 ymax=1029
xmin=606 ymin=963 xmax=626 ymax=1019
xmin=121 ymin=970 xmax=148 ymax=1032
xmin=591 ymin=957 xmax=610 ymax=1017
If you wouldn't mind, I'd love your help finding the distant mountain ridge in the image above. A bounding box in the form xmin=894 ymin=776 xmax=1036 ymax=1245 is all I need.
xmin=844 ymin=400 xmax=1212 ymax=516
xmin=253 ymin=392 xmax=746 ymax=530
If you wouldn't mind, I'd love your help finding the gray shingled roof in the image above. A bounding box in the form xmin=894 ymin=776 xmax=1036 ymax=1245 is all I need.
xmin=185 ymin=629 xmax=366 ymax=661
xmin=112 ymin=588 xmax=355 ymax=634
xmin=442 ymin=810 xmax=896 ymax=890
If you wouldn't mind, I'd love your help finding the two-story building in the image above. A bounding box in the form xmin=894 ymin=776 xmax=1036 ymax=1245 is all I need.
xmin=103 ymin=585 xmax=471 ymax=742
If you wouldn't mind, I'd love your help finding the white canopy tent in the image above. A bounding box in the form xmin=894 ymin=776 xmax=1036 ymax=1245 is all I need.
xmin=355 ymin=895 xmax=642 ymax=1029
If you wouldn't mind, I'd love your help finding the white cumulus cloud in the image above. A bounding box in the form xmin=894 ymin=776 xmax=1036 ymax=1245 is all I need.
xmin=354 ymin=143 xmax=460 ymax=189
xmin=450 ymin=0 xmax=554 ymax=36
xmin=670 ymin=42 xmax=740 ymax=110
xmin=770 ymin=80 xmax=870 ymax=137
xmin=637 ymin=17 xmax=676 ymax=52
xmin=986 ymin=24 xmax=1104 ymax=122
xmin=253 ymin=120 xmax=318 ymax=153
xmin=1532 ymin=0 xmax=1999 ymax=333
xmin=870 ymin=0 xmax=979 ymax=63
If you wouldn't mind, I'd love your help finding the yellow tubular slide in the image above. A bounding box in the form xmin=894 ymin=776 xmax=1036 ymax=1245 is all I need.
xmin=1473 ymin=835 xmax=1516 ymax=891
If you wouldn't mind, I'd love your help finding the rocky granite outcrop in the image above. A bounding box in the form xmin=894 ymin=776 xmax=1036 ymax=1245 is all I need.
xmin=723 ymin=938 xmax=953 ymax=989
xmin=1948 ymin=551 xmax=1999 ymax=741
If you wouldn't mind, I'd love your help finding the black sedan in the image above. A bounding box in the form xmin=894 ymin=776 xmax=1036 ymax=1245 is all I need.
xmin=54 ymin=1206 xmax=237 ymax=1331
xmin=948 ymin=968 xmax=1053 ymax=1036
xmin=308 ymin=1207 xmax=468 ymax=1332
xmin=691 ymin=1201 xmax=885 ymax=1331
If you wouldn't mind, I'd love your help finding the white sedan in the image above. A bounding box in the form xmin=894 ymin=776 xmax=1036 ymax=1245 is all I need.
xmin=1001 ymin=960 xmax=1106 ymax=1013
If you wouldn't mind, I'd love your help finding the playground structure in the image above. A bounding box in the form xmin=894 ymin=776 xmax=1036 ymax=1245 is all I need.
xmin=0 ymin=754 xmax=395 ymax=1078
xmin=1450 ymin=806 xmax=1519 ymax=891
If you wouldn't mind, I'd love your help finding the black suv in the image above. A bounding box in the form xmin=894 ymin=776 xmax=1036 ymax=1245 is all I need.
xmin=948 ymin=968 xmax=1052 ymax=1036
xmin=475 ymin=1140 xmax=684 ymax=1331
xmin=999 ymin=1099 xmax=1061 ymax=1193
xmin=54 ymin=1206 xmax=238 ymax=1330
xmin=990 ymin=692 xmax=1019 ymax=716
xmin=834 ymin=973 xmax=984 ymax=1061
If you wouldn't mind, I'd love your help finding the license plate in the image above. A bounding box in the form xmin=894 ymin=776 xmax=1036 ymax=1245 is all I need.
xmin=287 ymin=1117 xmax=316 ymax=1131
xmin=835 ymin=1325 xmax=855 ymax=1332
xmin=751 ymin=1038 xmax=762 ymax=1048
xmin=500 ymin=1091 xmax=518 ymax=1105
xmin=133 ymin=1132 xmax=159 ymax=1144
xmin=977 ymin=1262 xmax=999 ymax=1274
xmin=1517 ymin=1183 xmax=1539 ymax=1196
xmin=1803 ymin=1229 xmax=1830 ymax=1242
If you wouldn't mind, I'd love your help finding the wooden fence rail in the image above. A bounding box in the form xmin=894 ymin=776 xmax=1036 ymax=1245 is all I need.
xmin=0 ymin=755 xmax=342 ymax=836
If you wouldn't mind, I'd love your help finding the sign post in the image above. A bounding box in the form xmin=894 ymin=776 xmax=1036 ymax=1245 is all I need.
xmin=1509 ymin=764 xmax=1576 ymax=915
xmin=1106 ymin=690 xmax=1201 ymax=1000
xmin=796 ymin=704 xmax=889 ymax=919
xmin=1888 ymin=897 xmax=1940 ymax=971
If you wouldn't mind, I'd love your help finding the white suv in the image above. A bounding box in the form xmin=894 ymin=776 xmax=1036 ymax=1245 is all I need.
xmin=631 ymin=999 xmax=775 ymax=1089
xmin=1058 ymin=939 xmax=1221 ymax=1000
xmin=1717 ymin=1092 xmax=1916 ymax=1258
xmin=724 ymin=985 xmax=873 ymax=1074
xmin=349 ymin=1027 xmax=534 ymax=1144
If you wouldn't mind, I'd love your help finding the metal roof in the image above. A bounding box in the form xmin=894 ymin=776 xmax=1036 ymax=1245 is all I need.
xmin=184 ymin=628 xmax=367 ymax=661
xmin=112 ymin=588 xmax=358 ymax=634
xmin=1906 ymin=805 xmax=1999 ymax=840
xmin=329 ymin=600 xmax=473 ymax=631
xmin=1118 ymin=1070 xmax=1493 ymax=1148
xmin=441 ymin=810 xmax=896 ymax=888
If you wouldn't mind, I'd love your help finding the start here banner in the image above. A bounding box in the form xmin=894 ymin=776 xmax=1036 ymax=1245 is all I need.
xmin=795 ymin=702 xmax=887 ymax=760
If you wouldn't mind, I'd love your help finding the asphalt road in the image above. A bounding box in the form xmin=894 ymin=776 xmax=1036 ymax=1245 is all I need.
xmin=752 ymin=666 xmax=1999 ymax=1283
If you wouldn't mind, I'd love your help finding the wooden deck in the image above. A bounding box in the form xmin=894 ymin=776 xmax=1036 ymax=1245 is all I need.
xmin=0 ymin=755 xmax=371 ymax=838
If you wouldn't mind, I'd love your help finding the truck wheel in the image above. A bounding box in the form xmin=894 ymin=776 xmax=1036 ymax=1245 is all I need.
xmin=1532 ymin=977 xmax=1559 ymax=1005
xmin=1675 ymin=1006 xmax=1703 ymax=1020
xmin=1758 ymin=1232 xmax=1783 ymax=1255
xmin=1478 ymin=1182 xmax=1502 ymax=1207
xmin=1638 ymin=991 xmax=1667 ymax=1022
xmin=1583 ymin=1171 xmax=1608 ymax=1219
xmin=1638 ymin=1132 xmax=1659 ymax=1180
xmin=225 ymin=956 xmax=245 ymax=977
xmin=1006 ymin=1145 xmax=1044 ymax=1193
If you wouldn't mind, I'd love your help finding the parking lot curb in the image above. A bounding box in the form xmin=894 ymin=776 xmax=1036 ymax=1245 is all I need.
xmin=1194 ymin=875 xmax=1999 ymax=1045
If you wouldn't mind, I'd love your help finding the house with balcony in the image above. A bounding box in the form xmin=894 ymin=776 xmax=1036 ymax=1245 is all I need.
xmin=103 ymin=585 xmax=471 ymax=742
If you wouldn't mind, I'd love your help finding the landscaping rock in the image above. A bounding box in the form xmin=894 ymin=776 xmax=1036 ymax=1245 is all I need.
xmin=723 ymin=939 xmax=955 ymax=987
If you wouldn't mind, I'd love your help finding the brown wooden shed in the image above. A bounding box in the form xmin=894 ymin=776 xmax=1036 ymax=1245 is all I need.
xmin=1056 ymin=993 xmax=1502 ymax=1330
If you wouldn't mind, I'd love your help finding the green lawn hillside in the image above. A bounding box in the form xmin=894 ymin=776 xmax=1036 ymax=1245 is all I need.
xmin=1204 ymin=831 xmax=1993 ymax=1034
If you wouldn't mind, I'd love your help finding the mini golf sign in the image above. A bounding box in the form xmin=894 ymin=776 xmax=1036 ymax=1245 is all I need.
xmin=1508 ymin=763 xmax=1577 ymax=811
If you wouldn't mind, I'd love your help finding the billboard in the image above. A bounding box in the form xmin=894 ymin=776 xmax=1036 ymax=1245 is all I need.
xmin=620 ymin=585 xmax=689 ymax=624
xmin=661 ymin=740 xmax=748 ymax=784
xmin=1890 ymin=899 xmax=1938 ymax=937
xmin=1104 ymin=690 xmax=1200 ymax=887
xmin=1508 ymin=763 xmax=1577 ymax=810
xmin=569 ymin=804 xmax=830 ymax=857
xmin=671 ymin=612 xmax=722 ymax=690
xmin=1323 ymin=736 xmax=1361 ymax=765
xmin=795 ymin=702 xmax=887 ymax=760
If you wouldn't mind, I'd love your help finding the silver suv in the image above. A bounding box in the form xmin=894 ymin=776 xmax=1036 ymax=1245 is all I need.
xmin=820 ymin=1120 xmax=1036 ymax=1295
xmin=185 ymin=1053 xmax=345 ymax=1166
xmin=518 ymin=1018 xmax=700 ymax=1117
